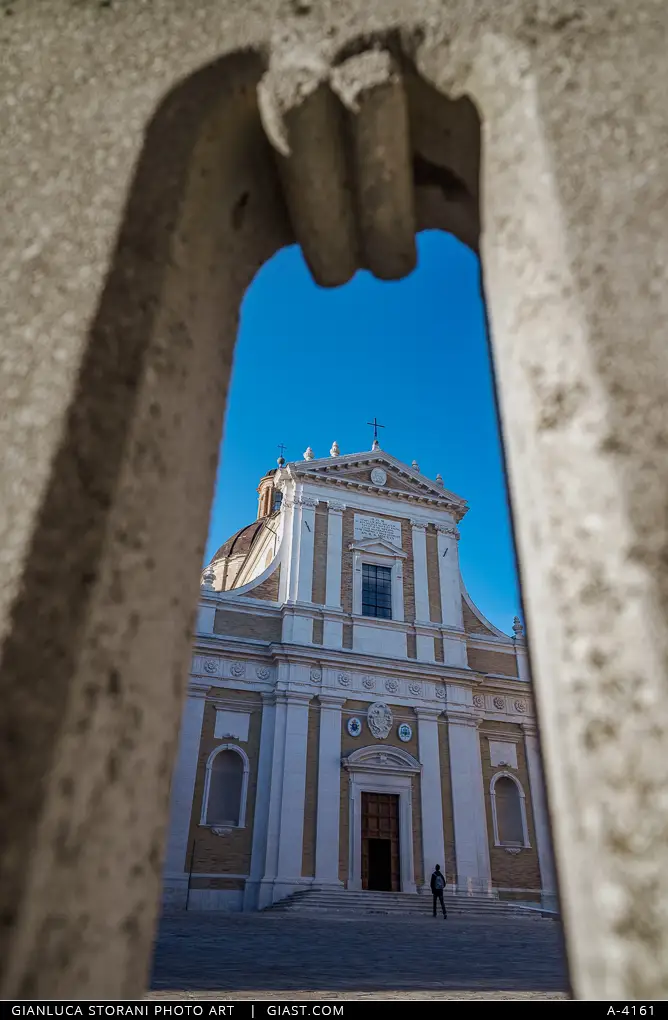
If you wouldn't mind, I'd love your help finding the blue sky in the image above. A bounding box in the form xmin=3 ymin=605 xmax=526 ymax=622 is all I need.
xmin=205 ymin=230 xmax=521 ymax=634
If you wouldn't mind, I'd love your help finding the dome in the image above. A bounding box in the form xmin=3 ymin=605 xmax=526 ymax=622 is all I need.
xmin=211 ymin=520 xmax=266 ymax=562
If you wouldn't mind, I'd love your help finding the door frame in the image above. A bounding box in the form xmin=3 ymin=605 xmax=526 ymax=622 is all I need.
xmin=348 ymin=772 xmax=416 ymax=892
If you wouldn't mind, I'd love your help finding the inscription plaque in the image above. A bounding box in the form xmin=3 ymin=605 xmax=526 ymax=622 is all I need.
xmin=354 ymin=513 xmax=402 ymax=548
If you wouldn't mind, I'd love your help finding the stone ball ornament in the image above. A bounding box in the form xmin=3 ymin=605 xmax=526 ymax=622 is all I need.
xmin=347 ymin=717 xmax=362 ymax=738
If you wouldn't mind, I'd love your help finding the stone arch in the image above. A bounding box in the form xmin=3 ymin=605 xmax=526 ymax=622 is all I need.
xmin=5 ymin=5 xmax=667 ymax=1002
xmin=490 ymin=770 xmax=530 ymax=848
xmin=200 ymin=744 xmax=250 ymax=829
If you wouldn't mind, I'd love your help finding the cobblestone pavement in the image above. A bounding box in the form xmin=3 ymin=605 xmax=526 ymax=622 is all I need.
xmin=150 ymin=913 xmax=569 ymax=997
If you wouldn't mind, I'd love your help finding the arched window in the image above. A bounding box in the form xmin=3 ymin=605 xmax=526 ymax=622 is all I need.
xmin=490 ymin=772 xmax=529 ymax=847
xmin=201 ymin=744 xmax=249 ymax=828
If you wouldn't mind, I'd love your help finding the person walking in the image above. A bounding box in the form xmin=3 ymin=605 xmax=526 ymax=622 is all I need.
xmin=430 ymin=864 xmax=447 ymax=918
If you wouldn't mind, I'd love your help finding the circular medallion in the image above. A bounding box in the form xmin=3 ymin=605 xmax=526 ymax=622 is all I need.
xmin=397 ymin=723 xmax=412 ymax=742
xmin=347 ymin=717 xmax=362 ymax=738
xmin=370 ymin=468 xmax=387 ymax=486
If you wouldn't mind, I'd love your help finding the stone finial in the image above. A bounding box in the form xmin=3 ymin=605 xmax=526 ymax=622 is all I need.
xmin=372 ymin=438 xmax=380 ymax=451
xmin=412 ymin=459 xmax=420 ymax=472
xmin=201 ymin=565 xmax=216 ymax=591
xmin=304 ymin=446 xmax=315 ymax=461
xmin=436 ymin=473 xmax=444 ymax=486
xmin=512 ymin=615 xmax=524 ymax=638
xmin=330 ymin=441 xmax=340 ymax=457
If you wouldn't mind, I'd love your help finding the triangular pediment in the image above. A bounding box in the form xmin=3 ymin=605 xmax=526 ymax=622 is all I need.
xmin=285 ymin=449 xmax=468 ymax=519
xmin=350 ymin=537 xmax=407 ymax=557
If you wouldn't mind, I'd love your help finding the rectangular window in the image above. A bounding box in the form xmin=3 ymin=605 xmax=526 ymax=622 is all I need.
xmin=362 ymin=563 xmax=392 ymax=619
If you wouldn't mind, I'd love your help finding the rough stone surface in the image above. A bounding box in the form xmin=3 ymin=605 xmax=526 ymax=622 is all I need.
xmin=150 ymin=913 xmax=568 ymax=994
xmin=2 ymin=0 xmax=668 ymax=1003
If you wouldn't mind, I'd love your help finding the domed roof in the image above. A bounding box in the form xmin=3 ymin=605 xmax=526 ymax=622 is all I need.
xmin=211 ymin=520 xmax=265 ymax=562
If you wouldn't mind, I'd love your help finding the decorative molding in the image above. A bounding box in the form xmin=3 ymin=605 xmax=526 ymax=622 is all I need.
xmin=370 ymin=468 xmax=387 ymax=486
xmin=229 ymin=661 xmax=246 ymax=678
xmin=408 ymin=682 xmax=422 ymax=696
xmin=367 ymin=702 xmax=393 ymax=739
xmin=342 ymin=744 xmax=421 ymax=775
xmin=256 ymin=666 xmax=270 ymax=681
xmin=337 ymin=671 xmax=351 ymax=687
xmin=435 ymin=686 xmax=446 ymax=700
xmin=514 ymin=699 xmax=528 ymax=713
xmin=327 ymin=500 xmax=346 ymax=512
xmin=203 ymin=658 xmax=219 ymax=675
xmin=210 ymin=826 xmax=234 ymax=837
xmin=493 ymin=696 xmax=506 ymax=711
xmin=200 ymin=744 xmax=250 ymax=829
xmin=504 ymin=847 xmax=523 ymax=855
xmin=299 ymin=495 xmax=319 ymax=508
xmin=409 ymin=519 xmax=428 ymax=532
xmin=473 ymin=694 xmax=485 ymax=709
xmin=435 ymin=524 xmax=460 ymax=539
xmin=310 ymin=667 xmax=323 ymax=683
xmin=385 ymin=678 xmax=400 ymax=694
xmin=362 ymin=676 xmax=376 ymax=690
xmin=490 ymin=770 xmax=530 ymax=850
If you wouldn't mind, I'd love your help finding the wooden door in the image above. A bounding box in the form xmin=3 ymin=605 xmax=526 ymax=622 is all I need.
xmin=361 ymin=792 xmax=400 ymax=891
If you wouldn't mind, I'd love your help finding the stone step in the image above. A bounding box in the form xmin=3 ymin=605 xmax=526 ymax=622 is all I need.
xmin=264 ymin=887 xmax=545 ymax=919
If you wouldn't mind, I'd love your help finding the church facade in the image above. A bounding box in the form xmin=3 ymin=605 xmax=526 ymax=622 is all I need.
xmin=162 ymin=443 xmax=556 ymax=912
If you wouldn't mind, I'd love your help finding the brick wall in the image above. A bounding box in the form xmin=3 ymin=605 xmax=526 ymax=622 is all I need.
xmin=406 ymin=632 xmax=416 ymax=658
xmin=247 ymin=563 xmax=281 ymax=601
xmin=467 ymin=647 xmax=518 ymax=677
xmin=438 ymin=720 xmax=456 ymax=883
xmin=188 ymin=690 xmax=262 ymax=876
xmin=426 ymin=525 xmax=442 ymax=623
xmin=312 ymin=501 xmax=328 ymax=605
xmin=462 ymin=599 xmax=494 ymax=635
xmin=213 ymin=608 xmax=281 ymax=642
xmin=479 ymin=722 xmax=541 ymax=891
xmin=302 ymin=704 xmax=320 ymax=878
xmin=312 ymin=618 xmax=324 ymax=644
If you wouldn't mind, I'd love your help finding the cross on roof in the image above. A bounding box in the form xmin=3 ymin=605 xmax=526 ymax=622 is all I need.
xmin=366 ymin=417 xmax=385 ymax=444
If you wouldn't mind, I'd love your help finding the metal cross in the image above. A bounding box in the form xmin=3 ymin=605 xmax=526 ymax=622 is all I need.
xmin=277 ymin=443 xmax=287 ymax=459
xmin=366 ymin=417 xmax=385 ymax=443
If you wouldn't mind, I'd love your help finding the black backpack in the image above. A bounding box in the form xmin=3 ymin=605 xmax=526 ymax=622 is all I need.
xmin=433 ymin=871 xmax=445 ymax=891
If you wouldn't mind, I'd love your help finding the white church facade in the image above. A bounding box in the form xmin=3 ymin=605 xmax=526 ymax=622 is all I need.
xmin=162 ymin=442 xmax=556 ymax=912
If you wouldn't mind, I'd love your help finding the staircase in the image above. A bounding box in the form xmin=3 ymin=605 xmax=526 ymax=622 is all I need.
xmin=263 ymin=886 xmax=548 ymax=921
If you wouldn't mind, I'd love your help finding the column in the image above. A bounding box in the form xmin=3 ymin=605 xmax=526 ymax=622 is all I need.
xmin=411 ymin=520 xmax=433 ymax=660
xmin=296 ymin=496 xmax=317 ymax=602
xmin=416 ymin=708 xmax=446 ymax=887
xmin=523 ymin=722 xmax=559 ymax=911
xmin=323 ymin=501 xmax=345 ymax=648
xmin=314 ymin=694 xmax=346 ymax=885
xmin=243 ymin=693 xmax=277 ymax=911
xmin=447 ymin=707 xmax=491 ymax=892
xmin=162 ymin=682 xmax=209 ymax=908
xmin=263 ymin=692 xmax=313 ymax=904
xmin=437 ymin=524 xmax=467 ymax=667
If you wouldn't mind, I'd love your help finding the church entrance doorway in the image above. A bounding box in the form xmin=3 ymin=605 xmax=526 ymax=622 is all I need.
xmin=361 ymin=792 xmax=400 ymax=891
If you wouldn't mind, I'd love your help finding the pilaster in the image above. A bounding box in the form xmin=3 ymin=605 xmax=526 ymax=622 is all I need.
xmin=446 ymin=705 xmax=491 ymax=891
xmin=243 ymin=693 xmax=278 ymax=911
xmin=162 ymin=681 xmax=209 ymax=909
xmin=416 ymin=707 xmax=446 ymax=887
xmin=314 ymin=693 xmax=346 ymax=886
xmin=523 ymin=722 xmax=558 ymax=910
xmin=436 ymin=524 xmax=464 ymax=630
xmin=323 ymin=501 xmax=345 ymax=648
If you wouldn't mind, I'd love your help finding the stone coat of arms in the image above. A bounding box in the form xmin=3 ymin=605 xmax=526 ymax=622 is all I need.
xmin=367 ymin=702 xmax=393 ymax=740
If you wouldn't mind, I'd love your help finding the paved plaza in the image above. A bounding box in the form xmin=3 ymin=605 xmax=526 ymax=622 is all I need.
xmin=149 ymin=913 xmax=569 ymax=998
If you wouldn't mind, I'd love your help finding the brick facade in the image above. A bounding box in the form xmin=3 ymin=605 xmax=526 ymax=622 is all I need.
xmin=302 ymin=704 xmax=320 ymax=878
xmin=188 ymin=690 xmax=262 ymax=876
xmin=468 ymin=647 xmax=518 ymax=677
xmin=479 ymin=722 xmax=541 ymax=893
xmin=214 ymin=607 xmax=281 ymax=642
